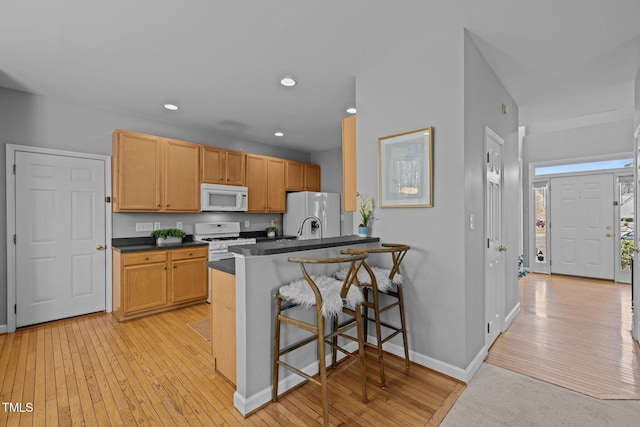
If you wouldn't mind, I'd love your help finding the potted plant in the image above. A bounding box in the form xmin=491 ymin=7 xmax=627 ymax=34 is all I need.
xmin=151 ymin=228 xmax=186 ymax=246
xmin=357 ymin=194 xmax=373 ymax=237
xmin=265 ymin=226 xmax=278 ymax=238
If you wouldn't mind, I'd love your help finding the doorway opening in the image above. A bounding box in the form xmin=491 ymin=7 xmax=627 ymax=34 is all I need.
xmin=528 ymin=155 xmax=633 ymax=282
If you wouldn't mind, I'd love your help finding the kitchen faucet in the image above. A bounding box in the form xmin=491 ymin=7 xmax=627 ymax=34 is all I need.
xmin=297 ymin=215 xmax=322 ymax=238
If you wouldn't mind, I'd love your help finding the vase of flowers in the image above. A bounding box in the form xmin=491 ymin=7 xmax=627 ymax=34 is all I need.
xmin=357 ymin=194 xmax=373 ymax=237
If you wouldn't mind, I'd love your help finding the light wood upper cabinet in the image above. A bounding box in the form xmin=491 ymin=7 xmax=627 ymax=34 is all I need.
xmin=267 ymin=157 xmax=286 ymax=212
xmin=163 ymin=138 xmax=201 ymax=212
xmin=113 ymin=131 xmax=162 ymax=211
xmin=304 ymin=163 xmax=321 ymax=192
xmin=112 ymin=130 xmax=200 ymax=212
xmin=286 ymin=161 xmax=321 ymax=192
xmin=342 ymin=115 xmax=357 ymax=211
xmin=201 ymin=146 xmax=246 ymax=186
xmin=246 ymin=154 xmax=285 ymax=212
xmin=285 ymin=161 xmax=304 ymax=191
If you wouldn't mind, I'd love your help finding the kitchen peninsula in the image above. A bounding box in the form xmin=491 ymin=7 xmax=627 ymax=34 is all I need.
xmin=208 ymin=235 xmax=380 ymax=415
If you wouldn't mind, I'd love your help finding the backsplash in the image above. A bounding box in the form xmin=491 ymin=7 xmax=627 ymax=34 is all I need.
xmin=112 ymin=212 xmax=283 ymax=238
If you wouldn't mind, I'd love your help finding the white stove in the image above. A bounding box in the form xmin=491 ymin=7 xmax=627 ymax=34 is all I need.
xmin=194 ymin=222 xmax=256 ymax=261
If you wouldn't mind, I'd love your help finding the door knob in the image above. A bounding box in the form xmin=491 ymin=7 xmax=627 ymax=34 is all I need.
xmin=498 ymin=245 xmax=507 ymax=252
xmin=96 ymin=245 xmax=105 ymax=250
xmin=606 ymin=233 xmax=612 ymax=237
xmin=634 ymin=247 xmax=640 ymax=254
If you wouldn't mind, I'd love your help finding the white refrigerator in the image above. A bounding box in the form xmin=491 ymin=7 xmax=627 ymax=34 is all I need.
xmin=284 ymin=192 xmax=341 ymax=239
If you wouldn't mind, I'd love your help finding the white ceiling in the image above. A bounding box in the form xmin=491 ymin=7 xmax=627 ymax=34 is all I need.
xmin=1 ymin=0 xmax=639 ymax=152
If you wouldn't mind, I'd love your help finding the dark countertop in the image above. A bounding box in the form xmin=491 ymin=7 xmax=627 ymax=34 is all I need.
xmin=228 ymin=235 xmax=380 ymax=256
xmin=112 ymin=235 xmax=208 ymax=253
xmin=206 ymin=258 xmax=236 ymax=275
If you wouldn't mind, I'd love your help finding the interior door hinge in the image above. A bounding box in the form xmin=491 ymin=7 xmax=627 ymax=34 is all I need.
xmin=486 ymin=152 xmax=490 ymax=163
xmin=105 ymin=196 xmax=111 ymax=203
xmin=13 ymin=164 xmax=16 ymax=175
xmin=13 ymin=235 xmax=16 ymax=244
xmin=487 ymin=323 xmax=490 ymax=333
xmin=487 ymin=238 xmax=490 ymax=248
xmin=14 ymin=304 xmax=17 ymax=314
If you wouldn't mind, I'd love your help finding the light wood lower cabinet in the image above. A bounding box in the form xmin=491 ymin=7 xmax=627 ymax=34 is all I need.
xmin=210 ymin=268 xmax=236 ymax=385
xmin=113 ymin=246 xmax=208 ymax=321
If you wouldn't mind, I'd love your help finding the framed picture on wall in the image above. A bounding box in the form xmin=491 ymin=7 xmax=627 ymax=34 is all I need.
xmin=378 ymin=126 xmax=433 ymax=207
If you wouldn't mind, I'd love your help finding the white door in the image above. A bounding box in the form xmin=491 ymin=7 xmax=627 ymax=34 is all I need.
xmin=15 ymin=151 xmax=107 ymax=327
xmin=485 ymin=127 xmax=504 ymax=348
xmin=550 ymin=174 xmax=614 ymax=280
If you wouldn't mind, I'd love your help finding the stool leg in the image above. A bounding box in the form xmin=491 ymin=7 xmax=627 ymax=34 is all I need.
xmin=272 ymin=293 xmax=282 ymax=402
xmin=331 ymin=314 xmax=338 ymax=368
xmin=362 ymin=287 xmax=370 ymax=340
xmin=354 ymin=304 xmax=368 ymax=403
xmin=316 ymin=306 xmax=330 ymax=427
xmin=371 ymin=287 xmax=386 ymax=388
xmin=396 ymin=283 xmax=410 ymax=368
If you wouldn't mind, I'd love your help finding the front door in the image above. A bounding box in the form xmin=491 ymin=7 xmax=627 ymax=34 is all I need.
xmin=15 ymin=151 xmax=107 ymax=327
xmin=485 ymin=127 xmax=504 ymax=348
xmin=550 ymin=173 xmax=614 ymax=280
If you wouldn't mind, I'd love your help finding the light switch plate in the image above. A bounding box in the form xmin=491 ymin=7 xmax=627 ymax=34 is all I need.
xmin=176 ymin=222 xmax=183 ymax=230
xmin=244 ymin=220 xmax=250 ymax=228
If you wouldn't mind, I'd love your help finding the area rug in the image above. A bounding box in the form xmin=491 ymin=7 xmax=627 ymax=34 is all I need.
xmin=187 ymin=319 xmax=210 ymax=341
xmin=441 ymin=364 xmax=640 ymax=427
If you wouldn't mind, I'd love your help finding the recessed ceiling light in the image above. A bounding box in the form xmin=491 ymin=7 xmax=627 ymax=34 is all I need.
xmin=280 ymin=77 xmax=296 ymax=87
xmin=274 ymin=132 xmax=284 ymax=137
xmin=346 ymin=107 xmax=357 ymax=114
xmin=164 ymin=103 xmax=179 ymax=111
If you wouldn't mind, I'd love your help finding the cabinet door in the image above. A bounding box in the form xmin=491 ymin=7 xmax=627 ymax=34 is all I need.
xmin=201 ymin=146 xmax=225 ymax=184
xmin=285 ymin=161 xmax=304 ymax=191
xmin=342 ymin=115 xmax=357 ymax=211
xmin=304 ymin=164 xmax=321 ymax=191
xmin=163 ymin=139 xmax=201 ymax=211
xmin=113 ymin=131 xmax=162 ymax=211
xmin=210 ymin=269 xmax=236 ymax=384
xmin=225 ymin=150 xmax=246 ymax=186
xmin=246 ymin=154 xmax=268 ymax=212
xmin=267 ymin=158 xmax=286 ymax=212
xmin=170 ymin=257 xmax=207 ymax=303
xmin=122 ymin=263 xmax=168 ymax=314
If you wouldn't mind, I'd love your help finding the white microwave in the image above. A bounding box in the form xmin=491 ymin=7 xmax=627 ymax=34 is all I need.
xmin=201 ymin=183 xmax=248 ymax=212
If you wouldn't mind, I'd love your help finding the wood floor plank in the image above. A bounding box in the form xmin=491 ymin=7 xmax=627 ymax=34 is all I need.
xmin=3 ymin=302 xmax=464 ymax=426
xmin=486 ymin=273 xmax=640 ymax=399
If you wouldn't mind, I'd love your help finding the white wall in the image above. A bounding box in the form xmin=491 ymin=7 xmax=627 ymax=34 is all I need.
xmin=356 ymin=29 xmax=468 ymax=370
xmin=636 ymin=67 xmax=640 ymax=129
xmin=310 ymin=146 xmax=354 ymax=235
xmin=0 ymin=87 xmax=315 ymax=326
xmin=463 ymin=31 xmax=520 ymax=365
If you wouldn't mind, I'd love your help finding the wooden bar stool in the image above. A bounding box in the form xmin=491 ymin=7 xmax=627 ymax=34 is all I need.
xmin=338 ymin=243 xmax=410 ymax=389
xmin=272 ymin=252 xmax=372 ymax=427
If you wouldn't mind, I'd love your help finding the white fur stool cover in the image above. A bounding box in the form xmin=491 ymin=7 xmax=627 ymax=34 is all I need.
xmin=279 ymin=275 xmax=364 ymax=318
xmin=334 ymin=266 xmax=402 ymax=293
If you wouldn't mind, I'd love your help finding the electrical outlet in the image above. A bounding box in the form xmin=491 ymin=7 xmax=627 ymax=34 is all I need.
xmin=154 ymin=222 xmax=161 ymax=230
xmin=244 ymin=220 xmax=250 ymax=228
xmin=135 ymin=222 xmax=153 ymax=232
xmin=176 ymin=222 xmax=183 ymax=230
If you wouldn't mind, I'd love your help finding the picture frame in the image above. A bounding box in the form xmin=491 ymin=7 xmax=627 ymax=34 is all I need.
xmin=378 ymin=126 xmax=433 ymax=208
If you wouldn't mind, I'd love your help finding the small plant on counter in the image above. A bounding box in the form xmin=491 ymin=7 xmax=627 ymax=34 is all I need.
xmin=150 ymin=228 xmax=186 ymax=240
xmin=151 ymin=228 xmax=186 ymax=246
xmin=266 ymin=226 xmax=278 ymax=237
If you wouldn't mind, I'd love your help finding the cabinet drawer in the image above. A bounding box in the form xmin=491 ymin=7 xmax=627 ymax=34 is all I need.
xmin=172 ymin=246 xmax=208 ymax=261
xmin=123 ymin=251 xmax=167 ymax=266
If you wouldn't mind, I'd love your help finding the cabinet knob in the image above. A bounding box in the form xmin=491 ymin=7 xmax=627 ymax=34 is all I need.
xmin=189 ymin=253 xmax=193 ymax=256
xmin=157 ymin=204 xmax=160 ymax=207
xmin=166 ymin=204 xmax=170 ymax=207
xmin=173 ymin=265 xmax=177 ymax=269
xmin=144 ymin=257 xmax=149 ymax=261
xmin=163 ymin=266 xmax=167 ymax=270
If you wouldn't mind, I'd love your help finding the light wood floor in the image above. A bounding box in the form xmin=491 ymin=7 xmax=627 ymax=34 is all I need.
xmin=0 ymin=304 xmax=463 ymax=426
xmin=486 ymin=273 xmax=640 ymax=399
